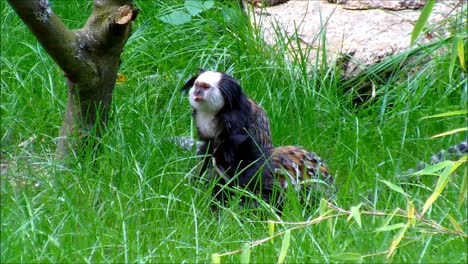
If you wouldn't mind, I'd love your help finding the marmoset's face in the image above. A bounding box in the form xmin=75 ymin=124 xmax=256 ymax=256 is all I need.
xmin=188 ymin=71 xmax=225 ymax=113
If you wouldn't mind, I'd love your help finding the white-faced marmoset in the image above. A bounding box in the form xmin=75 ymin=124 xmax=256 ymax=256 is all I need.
xmin=182 ymin=70 xmax=334 ymax=210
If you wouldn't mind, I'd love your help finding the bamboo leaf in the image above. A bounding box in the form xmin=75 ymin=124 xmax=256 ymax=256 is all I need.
xmin=410 ymin=160 xmax=453 ymax=176
xmin=431 ymin=127 xmax=467 ymax=138
xmin=419 ymin=156 xmax=466 ymax=216
xmin=380 ymin=180 xmax=407 ymax=197
xmin=268 ymin=220 xmax=275 ymax=237
xmin=421 ymin=162 xmax=453 ymax=216
xmin=331 ymin=252 xmax=363 ymax=262
xmin=407 ymin=201 xmax=416 ymax=226
xmin=347 ymin=204 xmax=362 ymax=228
xmin=387 ymin=223 xmax=409 ymax=259
xmin=212 ymin=253 xmax=221 ymax=264
xmin=410 ymin=0 xmax=435 ymax=45
xmin=375 ymin=223 xmax=407 ymax=233
xmin=458 ymin=36 xmax=466 ymax=71
xmin=420 ymin=110 xmax=468 ymax=119
xmin=319 ymin=198 xmax=328 ymax=216
xmin=277 ymin=230 xmax=291 ymax=264
xmin=447 ymin=214 xmax=465 ymax=236
xmin=376 ymin=208 xmax=400 ymax=235
xmin=448 ymin=155 xmax=467 ymax=174
xmin=320 ymin=198 xmax=333 ymax=234
xmin=240 ymin=243 xmax=251 ymax=264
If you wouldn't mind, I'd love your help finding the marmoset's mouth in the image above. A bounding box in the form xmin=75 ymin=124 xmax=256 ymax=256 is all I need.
xmin=193 ymin=96 xmax=204 ymax=102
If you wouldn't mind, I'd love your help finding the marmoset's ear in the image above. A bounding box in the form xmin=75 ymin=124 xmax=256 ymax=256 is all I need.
xmin=180 ymin=69 xmax=206 ymax=91
xmin=181 ymin=75 xmax=198 ymax=91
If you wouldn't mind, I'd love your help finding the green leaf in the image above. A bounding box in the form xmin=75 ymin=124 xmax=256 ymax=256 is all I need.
xmin=347 ymin=204 xmax=362 ymax=228
xmin=447 ymin=214 xmax=465 ymax=235
xmin=240 ymin=243 xmax=251 ymax=264
xmin=421 ymin=162 xmax=453 ymax=216
xmin=319 ymin=198 xmax=328 ymax=215
xmin=212 ymin=253 xmax=221 ymax=264
xmin=380 ymin=180 xmax=407 ymax=197
xmin=458 ymin=36 xmax=466 ymax=71
xmin=376 ymin=208 xmax=400 ymax=235
xmin=277 ymin=230 xmax=291 ymax=264
xmin=387 ymin=223 xmax=409 ymax=259
xmin=410 ymin=160 xmax=453 ymax=176
xmin=331 ymin=252 xmax=363 ymax=262
xmin=268 ymin=220 xmax=275 ymax=237
xmin=459 ymin=165 xmax=467 ymax=209
xmin=420 ymin=110 xmax=468 ymax=119
xmin=410 ymin=0 xmax=435 ymax=45
xmin=185 ymin=0 xmax=214 ymax=16
xmin=449 ymin=37 xmax=458 ymax=80
xmin=159 ymin=10 xmax=192 ymax=26
xmin=375 ymin=223 xmax=407 ymax=233
xmin=431 ymin=127 xmax=468 ymax=138
xmin=407 ymin=201 xmax=416 ymax=226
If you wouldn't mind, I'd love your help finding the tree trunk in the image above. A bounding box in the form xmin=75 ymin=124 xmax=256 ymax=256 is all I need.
xmin=6 ymin=0 xmax=138 ymax=159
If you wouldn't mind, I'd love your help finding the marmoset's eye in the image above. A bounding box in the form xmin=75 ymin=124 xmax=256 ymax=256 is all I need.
xmin=200 ymin=83 xmax=210 ymax=89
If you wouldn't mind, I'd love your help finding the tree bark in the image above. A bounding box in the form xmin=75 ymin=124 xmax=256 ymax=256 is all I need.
xmin=7 ymin=0 xmax=138 ymax=158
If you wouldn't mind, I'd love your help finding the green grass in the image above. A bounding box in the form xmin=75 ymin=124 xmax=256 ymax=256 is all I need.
xmin=1 ymin=1 xmax=467 ymax=263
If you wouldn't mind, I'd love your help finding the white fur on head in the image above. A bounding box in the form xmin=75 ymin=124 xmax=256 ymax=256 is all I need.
xmin=188 ymin=71 xmax=225 ymax=113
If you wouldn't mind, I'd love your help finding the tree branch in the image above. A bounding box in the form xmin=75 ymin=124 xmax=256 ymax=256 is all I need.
xmin=6 ymin=0 xmax=80 ymax=79
xmin=7 ymin=0 xmax=138 ymax=158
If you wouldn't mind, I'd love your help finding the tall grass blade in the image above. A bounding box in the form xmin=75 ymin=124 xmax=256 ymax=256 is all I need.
xmin=457 ymin=36 xmax=466 ymax=71
xmin=447 ymin=214 xmax=466 ymax=236
xmin=449 ymin=38 xmax=458 ymax=80
xmin=410 ymin=0 xmax=435 ymax=45
xmin=459 ymin=166 xmax=467 ymax=209
xmin=420 ymin=110 xmax=467 ymax=119
xmin=277 ymin=230 xmax=291 ymax=264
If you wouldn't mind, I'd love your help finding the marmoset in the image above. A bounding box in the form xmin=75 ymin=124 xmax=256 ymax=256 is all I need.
xmin=183 ymin=70 xmax=334 ymax=210
xmin=181 ymin=70 xmax=272 ymax=180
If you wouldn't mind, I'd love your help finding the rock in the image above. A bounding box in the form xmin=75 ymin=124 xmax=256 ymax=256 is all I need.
xmin=249 ymin=0 xmax=290 ymax=8
xmin=248 ymin=0 xmax=462 ymax=77
xmin=328 ymin=0 xmax=426 ymax=10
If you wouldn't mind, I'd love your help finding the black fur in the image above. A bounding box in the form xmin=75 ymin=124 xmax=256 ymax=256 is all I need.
xmin=181 ymin=69 xmax=205 ymax=91
xmin=213 ymin=134 xmax=276 ymax=204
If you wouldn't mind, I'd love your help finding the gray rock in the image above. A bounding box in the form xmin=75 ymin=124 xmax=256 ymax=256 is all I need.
xmin=248 ymin=0 xmax=461 ymax=76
